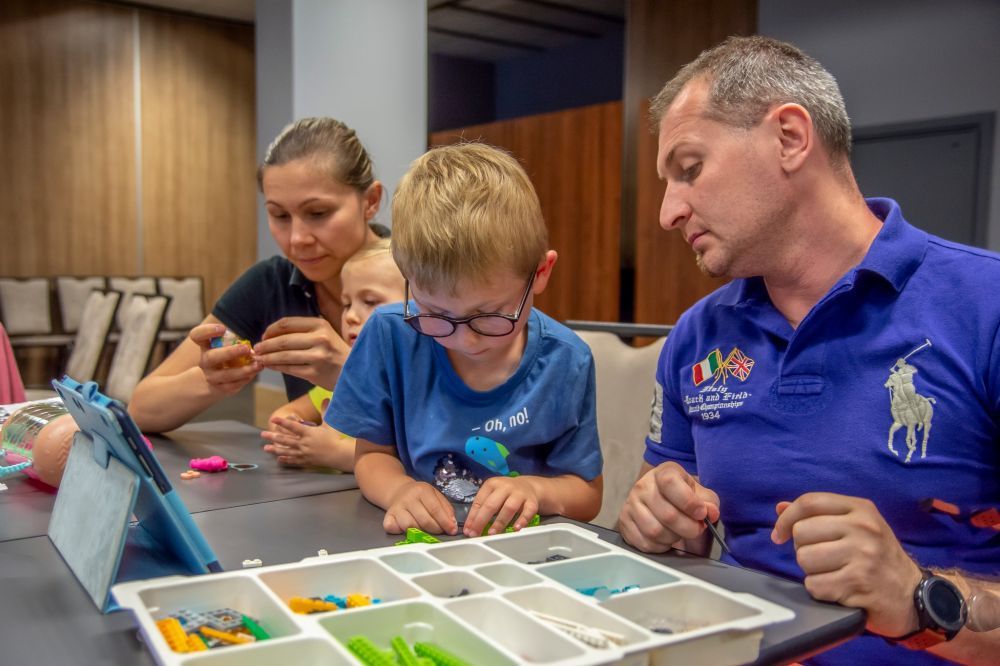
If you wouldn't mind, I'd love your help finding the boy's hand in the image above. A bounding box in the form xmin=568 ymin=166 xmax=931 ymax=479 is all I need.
xmin=261 ymin=416 xmax=332 ymax=467
xmin=464 ymin=476 xmax=540 ymax=537
xmin=384 ymin=481 xmax=457 ymax=536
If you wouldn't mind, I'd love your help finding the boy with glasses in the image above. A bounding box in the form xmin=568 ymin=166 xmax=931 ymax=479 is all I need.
xmin=326 ymin=143 xmax=603 ymax=538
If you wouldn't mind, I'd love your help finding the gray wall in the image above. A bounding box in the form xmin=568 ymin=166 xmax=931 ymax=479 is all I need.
xmin=759 ymin=0 xmax=1000 ymax=250
xmin=254 ymin=0 xmax=427 ymax=389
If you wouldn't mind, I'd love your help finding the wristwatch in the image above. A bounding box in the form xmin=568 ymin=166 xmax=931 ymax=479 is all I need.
xmin=890 ymin=568 xmax=967 ymax=650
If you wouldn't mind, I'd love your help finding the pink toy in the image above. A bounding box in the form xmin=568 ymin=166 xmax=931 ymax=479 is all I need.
xmin=189 ymin=455 xmax=228 ymax=472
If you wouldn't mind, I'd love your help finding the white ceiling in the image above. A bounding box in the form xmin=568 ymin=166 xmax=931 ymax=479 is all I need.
xmin=128 ymin=0 xmax=624 ymax=62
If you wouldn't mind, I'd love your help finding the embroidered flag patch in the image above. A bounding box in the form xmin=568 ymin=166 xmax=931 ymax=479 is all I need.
xmin=692 ymin=349 xmax=723 ymax=385
xmin=725 ymin=347 xmax=755 ymax=382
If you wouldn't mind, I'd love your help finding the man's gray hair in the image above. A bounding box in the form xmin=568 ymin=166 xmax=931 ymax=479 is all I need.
xmin=650 ymin=36 xmax=852 ymax=160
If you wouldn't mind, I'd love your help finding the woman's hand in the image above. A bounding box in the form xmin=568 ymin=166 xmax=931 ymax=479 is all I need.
xmin=254 ymin=317 xmax=351 ymax=390
xmin=190 ymin=323 xmax=261 ymax=396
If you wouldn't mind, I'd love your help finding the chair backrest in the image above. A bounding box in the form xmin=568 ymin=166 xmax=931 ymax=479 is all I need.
xmin=0 ymin=277 xmax=52 ymax=335
xmin=107 ymin=277 xmax=158 ymax=330
xmin=576 ymin=330 xmax=666 ymax=530
xmin=156 ymin=276 xmax=205 ymax=331
xmin=105 ymin=294 xmax=169 ymax=403
xmin=64 ymin=290 xmax=121 ymax=383
xmin=55 ymin=276 xmax=107 ymax=334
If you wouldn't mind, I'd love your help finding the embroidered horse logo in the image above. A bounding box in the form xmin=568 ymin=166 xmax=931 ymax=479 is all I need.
xmin=884 ymin=347 xmax=935 ymax=463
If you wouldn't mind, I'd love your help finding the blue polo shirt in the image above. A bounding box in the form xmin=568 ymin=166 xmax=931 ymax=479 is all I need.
xmin=646 ymin=199 xmax=1000 ymax=664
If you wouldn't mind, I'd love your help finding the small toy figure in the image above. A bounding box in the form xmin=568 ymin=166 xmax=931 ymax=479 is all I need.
xmin=209 ymin=329 xmax=253 ymax=368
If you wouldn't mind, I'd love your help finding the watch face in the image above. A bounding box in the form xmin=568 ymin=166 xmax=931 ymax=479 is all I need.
xmin=925 ymin=578 xmax=966 ymax=629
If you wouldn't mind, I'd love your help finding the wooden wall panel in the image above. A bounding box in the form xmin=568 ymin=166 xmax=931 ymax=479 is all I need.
xmin=625 ymin=0 xmax=756 ymax=325
xmin=139 ymin=11 xmax=256 ymax=307
xmin=430 ymin=101 xmax=622 ymax=323
xmin=0 ymin=0 xmax=136 ymax=276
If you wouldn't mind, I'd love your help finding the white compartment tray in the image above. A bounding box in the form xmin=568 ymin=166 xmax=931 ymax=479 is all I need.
xmin=113 ymin=523 xmax=794 ymax=665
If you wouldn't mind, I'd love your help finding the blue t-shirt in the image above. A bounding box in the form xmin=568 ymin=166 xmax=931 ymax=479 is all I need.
xmin=645 ymin=199 xmax=999 ymax=665
xmin=327 ymin=305 xmax=603 ymax=501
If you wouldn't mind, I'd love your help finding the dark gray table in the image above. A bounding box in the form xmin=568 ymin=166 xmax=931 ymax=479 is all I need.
xmin=0 ymin=420 xmax=358 ymax=541
xmin=0 ymin=488 xmax=864 ymax=665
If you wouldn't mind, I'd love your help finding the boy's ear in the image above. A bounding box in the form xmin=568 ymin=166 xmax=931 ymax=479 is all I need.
xmin=363 ymin=181 xmax=383 ymax=220
xmin=532 ymin=250 xmax=558 ymax=295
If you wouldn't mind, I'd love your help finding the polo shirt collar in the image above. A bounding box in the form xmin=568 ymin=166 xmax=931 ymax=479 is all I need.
xmin=289 ymin=266 xmax=315 ymax=300
xmin=721 ymin=197 xmax=927 ymax=307
xmin=852 ymin=197 xmax=927 ymax=293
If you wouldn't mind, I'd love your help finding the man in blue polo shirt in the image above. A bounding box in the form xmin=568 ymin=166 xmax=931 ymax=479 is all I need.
xmin=619 ymin=36 xmax=999 ymax=664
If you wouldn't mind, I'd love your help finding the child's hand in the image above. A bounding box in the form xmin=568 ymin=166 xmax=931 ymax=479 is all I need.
xmin=464 ymin=476 xmax=540 ymax=537
xmin=261 ymin=416 xmax=352 ymax=469
xmin=384 ymin=481 xmax=457 ymax=535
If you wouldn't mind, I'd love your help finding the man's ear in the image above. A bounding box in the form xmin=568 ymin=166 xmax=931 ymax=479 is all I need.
xmin=363 ymin=181 xmax=384 ymax=220
xmin=770 ymin=103 xmax=813 ymax=174
xmin=532 ymin=250 xmax=559 ymax=294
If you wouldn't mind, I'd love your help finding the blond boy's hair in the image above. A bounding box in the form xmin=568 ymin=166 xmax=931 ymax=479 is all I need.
xmin=343 ymin=237 xmax=394 ymax=269
xmin=391 ymin=142 xmax=547 ymax=293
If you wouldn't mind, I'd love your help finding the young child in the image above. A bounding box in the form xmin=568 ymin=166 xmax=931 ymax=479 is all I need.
xmin=327 ymin=143 xmax=604 ymax=537
xmin=261 ymin=238 xmax=405 ymax=471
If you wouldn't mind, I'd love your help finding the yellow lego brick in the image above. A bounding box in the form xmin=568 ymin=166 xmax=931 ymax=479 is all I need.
xmin=200 ymin=626 xmax=252 ymax=644
xmin=288 ymin=596 xmax=338 ymax=614
xmin=346 ymin=593 xmax=372 ymax=608
xmin=156 ymin=618 xmax=190 ymax=653
xmin=186 ymin=633 xmax=208 ymax=651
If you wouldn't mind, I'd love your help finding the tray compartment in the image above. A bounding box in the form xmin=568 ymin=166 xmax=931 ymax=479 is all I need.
xmin=446 ymin=596 xmax=589 ymax=663
xmin=537 ymin=553 xmax=678 ymax=599
xmin=600 ymin=582 xmax=763 ymax=634
xmin=258 ymin=557 xmax=421 ymax=613
xmin=318 ymin=599 xmax=518 ymax=665
xmin=503 ymin=586 xmax=650 ymax=649
xmin=484 ymin=526 xmax=609 ymax=564
xmin=379 ymin=550 xmax=443 ymax=575
xmin=475 ymin=562 xmax=544 ymax=587
xmin=412 ymin=569 xmax=494 ymax=598
xmin=425 ymin=541 xmax=501 ymax=566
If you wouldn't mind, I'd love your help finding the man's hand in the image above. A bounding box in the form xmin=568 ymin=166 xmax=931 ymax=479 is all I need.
xmin=771 ymin=492 xmax=923 ymax=638
xmin=255 ymin=316 xmax=351 ymax=390
xmin=384 ymin=481 xmax=457 ymax=536
xmin=464 ymin=476 xmax=540 ymax=537
xmin=618 ymin=462 xmax=720 ymax=555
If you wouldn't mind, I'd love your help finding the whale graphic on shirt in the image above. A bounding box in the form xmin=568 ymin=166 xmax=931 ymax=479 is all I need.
xmin=465 ymin=435 xmax=519 ymax=477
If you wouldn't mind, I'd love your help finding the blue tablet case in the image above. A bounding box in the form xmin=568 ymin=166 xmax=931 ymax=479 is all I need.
xmin=47 ymin=377 xmax=221 ymax=612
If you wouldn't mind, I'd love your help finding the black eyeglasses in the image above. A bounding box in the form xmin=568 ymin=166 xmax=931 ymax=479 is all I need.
xmin=403 ymin=272 xmax=536 ymax=338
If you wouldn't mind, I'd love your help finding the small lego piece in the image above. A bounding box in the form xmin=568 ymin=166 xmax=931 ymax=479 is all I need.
xmin=345 ymin=593 xmax=372 ymax=608
xmin=241 ymin=614 xmax=270 ymax=641
xmin=395 ymin=527 xmax=441 ymax=545
xmin=345 ymin=636 xmax=396 ymax=666
xmin=413 ymin=642 xmax=472 ymax=666
xmin=288 ymin=596 xmax=338 ymax=614
xmin=185 ymin=633 xmax=208 ymax=652
xmin=156 ymin=617 xmax=190 ymax=653
xmin=0 ymin=482 xmax=7 ymax=491
xmin=317 ymin=548 xmax=329 ymax=556
xmin=199 ymin=626 xmax=252 ymax=645
xmin=480 ymin=513 xmax=542 ymax=536
xmin=242 ymin=558 xmax=263 ymax=568
xmin=189 ymin=455 xmax=228 ymax=472
xmin=324 ymin=594 xmax=348 ymax=609
xmin=180 ymin=470 xmax=200 ymax=480
xmin=209 ymin=329 xmax=254 ymax=368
